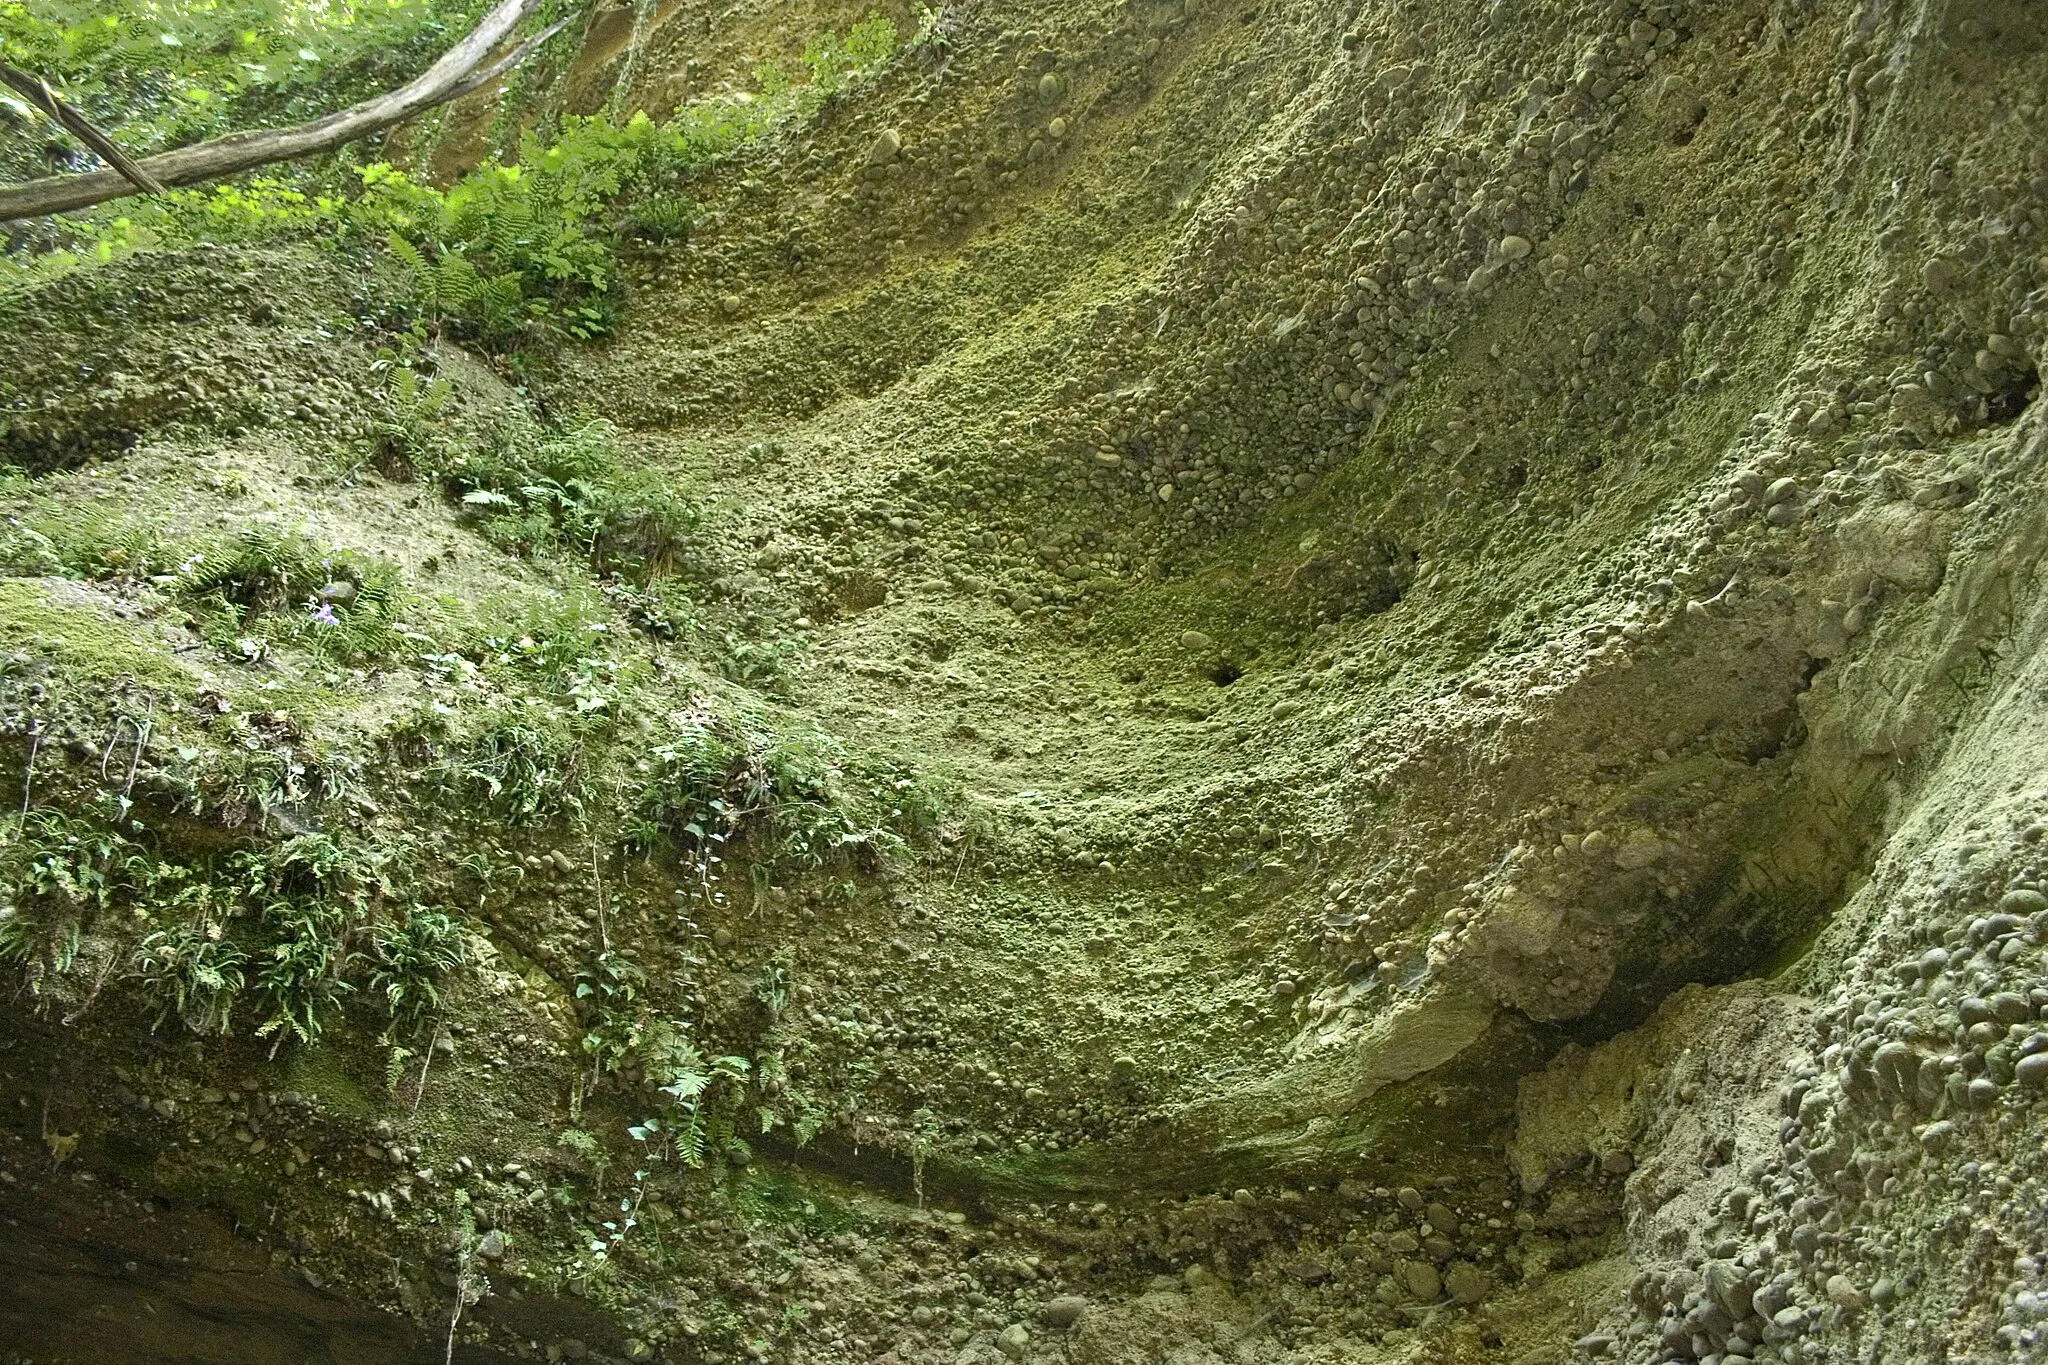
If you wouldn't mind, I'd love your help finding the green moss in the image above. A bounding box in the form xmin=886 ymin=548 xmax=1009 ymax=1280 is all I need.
xmin=728 ymin=1168 xmax=861 ymax=1237
xmin=0 ymin=579 xmax=190 ymax=692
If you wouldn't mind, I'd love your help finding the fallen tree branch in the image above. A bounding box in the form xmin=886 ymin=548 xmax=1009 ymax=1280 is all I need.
xmin=0 ymin=0 xmax=557 ymax=225
xmin=0 ymin=62 xmax=165 ymax=196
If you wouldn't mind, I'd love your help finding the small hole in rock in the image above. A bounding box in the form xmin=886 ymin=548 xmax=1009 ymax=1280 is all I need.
xmin=1985 ymin=363 xmax=2037 ymax=426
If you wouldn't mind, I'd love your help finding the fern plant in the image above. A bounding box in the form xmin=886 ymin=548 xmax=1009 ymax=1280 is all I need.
xmin=629 ymin=1023 xmax=750 ymax=1168
xmin=0 ymin=811 xmax=153 ymax=1002
xmin=385 ymin=233 xmax=530 ymax=344
xmin=251 ymin=894 xmax=356 ymax=1052
xmin=132 ymin=923 xmax=248 ymax=1035
xmin=368 ymin=364 xmax=454 ymax=481
xmin=368 ymin=906 xmax=467 ymax=1032
xmin=440 ymin=417 xmax=699 ymax=583
xmin=177 ymin=526 xmax=406 ymax=663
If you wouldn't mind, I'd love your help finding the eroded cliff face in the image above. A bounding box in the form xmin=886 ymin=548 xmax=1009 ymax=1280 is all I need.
xmin=3 ymin=0 xmax=2047 ymax=1360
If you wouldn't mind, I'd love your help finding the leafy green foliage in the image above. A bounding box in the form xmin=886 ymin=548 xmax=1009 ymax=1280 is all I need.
xmin=368 ymin=905 xmax=466 ymax=1030
xmin=439 ymin=417 xmax=699 ymax=583
xmin=713 ymin=630 xmax=805 ymax=692
xmin=367 ymin=362 xmax=453 ymax=480
xmin=368 ymin=13 xmax=909 ymax=346
xmin=0 ymin=810 xmax=152 ymax=997
xmin=633 ymin=711 xmax=940 ymax=874
xmin=753 ymin=13 xmax=900 ymax=115
xmin=0 ymin=0 xmax=490 ymax=177
xmin=0 ymin=509 xmax=407 ymax=663
xmin=0 ymin=818 xmax=471 ymax=1049
xmin=575 ymin=949 xmax=649 ymax=1076
xmin=0 ymin=502 xmax=186 ymax=580
xmin=633 ymin=1028 xmax=750 ymax=1169
xmin=250 ymin=891 xmax=353 ymax=1049
xmin=434 ymin=710 xmax=583 ymax=824
xmin=132 ymin=921 xmax=248 ymax=1035
xmin=368 ymin=107 xmax=756 ymax=345
xmin=7 ymin=7 xmax=901 ymax=347
xmin=180 ymin=525 xmax=405 ymax=662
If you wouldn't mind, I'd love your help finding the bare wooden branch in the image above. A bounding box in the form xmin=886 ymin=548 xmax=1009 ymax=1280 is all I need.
xmin=0 ymin=0 xmax=547 ymax=225
xmin=0 ymin=63 xmax=166 ymax=195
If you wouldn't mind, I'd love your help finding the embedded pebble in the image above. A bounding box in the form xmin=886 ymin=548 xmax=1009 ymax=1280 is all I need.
xmin=1400 ymin=1260 xmax=1441 ymax=1301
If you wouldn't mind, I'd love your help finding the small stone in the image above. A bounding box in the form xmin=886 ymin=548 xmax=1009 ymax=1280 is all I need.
xmin=1577 ymin=1332 xmax=1616 ymax=1357
xmin=1922 ymin=256 xmax=1963 ymax=295
xmin=1400 ymin=1259 xmax=1441 ymax=1301
xmin=1047 ymin=117 xmax=1068 ymax=140
xmin=719 ymin=294 xmax=741 ymax=316
xmin=1705 ymin=1259 xmax=1753 ymax=1318
xmin=1180 ymin=629 xmax=1215 ymax=650
xmin=1579 ymin=830 xmax=1613 ymax=856
xmin=1763 ymin=477 xmax=1801 ymax=506
xmin=1287 ymin=1260 xmax=1332 ymax=1284
xmin=1037 ymin=72 xmax=1064 ymax=104
xmin=318 ymin=580 xmax=357 ymax=605
xmin=2014 ymin=1052 xmax=2048 ymax=1089
xmin=1040 ymin=1294 xmax=1088 ymax=1329
xmin=1500 ymin=235 xmax=1533 ymax=261
xmin=997 ymin=1322 xmax=1030 ymax=1360
xmin=2000 ymin=889 xmax=2048 ymax=916
xmin=1825 ymin=1274 xmax=1866 ymax=1311
xmin=1445 ymin=1261 xmax=1489 ymax=1303
xmin=1396 ymin=1185 xmax=1425 ymax=1209
xmin=868 ymin=128 xmax=903 ymax=166
xmin=1765 ymin=500 xmax=1803 ymax=528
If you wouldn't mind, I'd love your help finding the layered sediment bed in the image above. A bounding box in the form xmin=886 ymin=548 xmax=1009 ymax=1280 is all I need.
xmin=3 ymin=0 xmax=2048 ymax=1361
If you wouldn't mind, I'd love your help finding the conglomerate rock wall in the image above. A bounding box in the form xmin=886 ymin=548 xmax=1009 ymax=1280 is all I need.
xmin=3 ymin=0 xmax=2048 ymax=1361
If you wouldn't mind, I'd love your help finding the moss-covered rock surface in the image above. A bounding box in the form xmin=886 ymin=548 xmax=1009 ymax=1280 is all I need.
xmin=5 ymin=0 xmax=2048 ymax=1361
